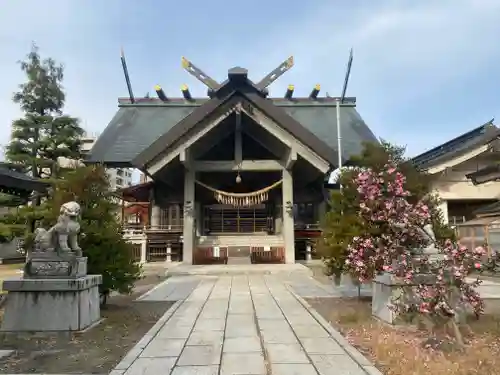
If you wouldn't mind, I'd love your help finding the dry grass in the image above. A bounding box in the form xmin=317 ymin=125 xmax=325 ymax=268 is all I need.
xmin=307 ymin=297 xmax=500 ymax=375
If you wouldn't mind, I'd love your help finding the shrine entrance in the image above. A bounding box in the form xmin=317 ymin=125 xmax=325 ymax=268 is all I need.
xmin=203 ymin=204 xmax=273 ymax=234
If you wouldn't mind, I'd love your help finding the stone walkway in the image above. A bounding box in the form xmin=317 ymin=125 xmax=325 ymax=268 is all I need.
xmin=113 ymin=275 xmax=381 ymax=375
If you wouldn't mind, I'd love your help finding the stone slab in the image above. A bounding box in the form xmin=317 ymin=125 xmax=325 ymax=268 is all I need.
xmin=193 ymin=318 xmax=225 ymax=331
xmin=157 ymin=324 xmax=193 ymax=339
xmin=266 ymin=343 xmax=310 ymax=364
xmin=1 ymin=275 xmax=102 ymax=332
xmin=2 ymin=274 xmax=102 ymax=292
xmin=187 ymin=330 xmax=224 ymax=346
xmin=224 ymin=323 xmax=258 ymax=338
xmin=177 ymin=345 xmax=222 ymax=366
xmin=220 ymin=352 xmax=266 ymax=375
xmin=137 ymin=276 xmax=200 ymax=302
xmin=301 ymin=337 xmax=345 ymax=355
xmin=270 ymin=363 xmax=319 ymax=375
xmin=310 ymin=354 xmax=366 ymax=375
xmin=223 ymin=336 xmax=262 ymax=352
xmin=124 ymin=357 xmax=177 ymax=375
xmin=171 ymin=365 xmax=220 ymax=375
xmin=292 ymin=324 xmax=330 ymax=338
xmin=140 ymin=338 xmax=186 ymax=357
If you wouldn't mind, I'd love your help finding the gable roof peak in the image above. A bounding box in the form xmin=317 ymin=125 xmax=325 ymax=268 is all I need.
xmin=228 ymin=66 xmax=248 ymax=79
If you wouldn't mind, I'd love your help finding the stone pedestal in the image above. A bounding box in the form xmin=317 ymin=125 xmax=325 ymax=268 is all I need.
xmin=372 ymin=272 xmax=436 ymax=324
xmin=24 ymin=254 xmax=88 ymax=279
xmin=372 ymin=273 xmax=400 ymax=324
xmin=1 ymin=274 xmax=102 ymax=332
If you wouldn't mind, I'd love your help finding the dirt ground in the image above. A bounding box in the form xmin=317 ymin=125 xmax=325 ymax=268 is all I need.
xmin=307 ymin=297 xmax=500 ymax=375
xmin=0 ymin=272 xmax=173 ymax=374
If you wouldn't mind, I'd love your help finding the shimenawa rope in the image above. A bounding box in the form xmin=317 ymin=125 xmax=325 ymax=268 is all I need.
xmin=195 ymin=179 xmax=282 ymax=207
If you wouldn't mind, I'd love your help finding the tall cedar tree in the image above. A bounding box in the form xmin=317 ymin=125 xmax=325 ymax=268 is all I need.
xmin=318 ymin=140 xmax=455 ymax=277
xmin=2 ymin=166 xmax=142 ymax=301
xmin=5 ymin=44 xmax=84 ymax=181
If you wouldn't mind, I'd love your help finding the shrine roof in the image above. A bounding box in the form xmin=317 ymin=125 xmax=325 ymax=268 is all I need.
xmin=87 ymin=59 xmax=377 ymax=169
xmin=87 ymin=96 xmax=376 ymax=169
xmin=411 ymin=119 xmax=499 ymax=170
xmin=0 ymin=164 xmax=49 ymax=198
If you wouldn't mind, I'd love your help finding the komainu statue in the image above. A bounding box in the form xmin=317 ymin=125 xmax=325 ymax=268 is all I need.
xmin=34 ymin=201 xmax=82 ymax=257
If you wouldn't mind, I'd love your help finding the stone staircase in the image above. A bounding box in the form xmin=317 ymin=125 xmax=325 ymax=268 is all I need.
xmin=196 ymin=234 xmax=284 ymax=248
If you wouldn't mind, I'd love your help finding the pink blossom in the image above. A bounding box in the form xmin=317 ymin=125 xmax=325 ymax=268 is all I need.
xmin=344 ymin=162 xmax=484 ymax=321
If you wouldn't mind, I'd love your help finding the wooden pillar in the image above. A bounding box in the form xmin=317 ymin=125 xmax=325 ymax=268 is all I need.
xmin=150 ymin=183 xmax=161 ymax=229
xmin=282 ymin=168 xmax=295 ymax=264
xmin=182 ymin=168 xmax=195 ymax=264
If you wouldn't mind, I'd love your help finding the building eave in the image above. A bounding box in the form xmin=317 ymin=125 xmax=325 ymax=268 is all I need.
xmin=466 ymin=164 xmax=500 ymax=185
xmin=412 ymin=119 xmax=498 ymax=171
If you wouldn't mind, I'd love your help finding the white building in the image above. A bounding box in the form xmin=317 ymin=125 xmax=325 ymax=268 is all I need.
xmin=411 ymin=119 xmax=500 ymax=225
xmin=80 ymin=134 xmax=133 ymax=190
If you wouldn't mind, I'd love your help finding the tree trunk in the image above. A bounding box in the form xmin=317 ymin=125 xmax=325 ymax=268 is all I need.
xmin=449 ymin=319 xmax=465 ymax=348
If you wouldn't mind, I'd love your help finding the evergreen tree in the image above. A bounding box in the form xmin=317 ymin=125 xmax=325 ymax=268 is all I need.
xmin=5 ymin=44 xmax=84 ymax=180
xmin=318 ymin=140 xmax=455 ymax=277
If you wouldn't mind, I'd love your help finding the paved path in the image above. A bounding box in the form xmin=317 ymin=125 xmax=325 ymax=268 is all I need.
xmin=114 ymin=275 xmax=381 ymax=375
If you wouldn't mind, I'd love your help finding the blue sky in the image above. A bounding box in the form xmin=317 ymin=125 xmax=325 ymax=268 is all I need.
xmin=1 ymin=0 xmax=500 ymax=161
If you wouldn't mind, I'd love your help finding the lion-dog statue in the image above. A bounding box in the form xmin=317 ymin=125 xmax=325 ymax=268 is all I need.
xmin=33 ymin=201 xmax=82 ymax=257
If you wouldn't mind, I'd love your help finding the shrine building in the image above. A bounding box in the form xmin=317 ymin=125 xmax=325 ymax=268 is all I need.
xmin=86 ymin=56 xmax=377 ymax=265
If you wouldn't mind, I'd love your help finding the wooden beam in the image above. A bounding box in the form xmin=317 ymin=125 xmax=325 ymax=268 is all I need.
xmin=240 ymin=106 xmax=330 ymax=174
xmin=193 ymin=160 xmax=283 ymax=172
xmin=284 ymin=148 xmax=297 ymax=169
xmin=244 ymin=124 xmax=286 ymax=159
xmin=179 ymin=149 xmax=192 ymax=169
xmin=147 ymin=99 xmax=239 ymax=175
xmin=190 ymin=122 xmax=233 ymax=159
xmin=235 ymin=110 xmax=242 ymax=163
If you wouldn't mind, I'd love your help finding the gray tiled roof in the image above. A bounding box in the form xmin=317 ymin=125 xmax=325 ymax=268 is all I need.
xmin=280 ymin=104 xmax=376 ymax=161
xmin=411 ymin=119 xmax=498 ymax=170
xmin=88 ymin=105 xmax=198 ymax=166
xmin=87 ymin=99 xmax=377 ymax=167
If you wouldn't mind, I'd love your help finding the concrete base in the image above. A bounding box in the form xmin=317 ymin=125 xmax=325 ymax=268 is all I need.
xmin=166 ymin=263 xmax=313 ymax=277
xmin=372 ymin=273 xmax=401 ymax=324
xmin=1 ymin=274 xmax=102 ymax=332
xmin=372 ymin=272 xmax=438 ymax=324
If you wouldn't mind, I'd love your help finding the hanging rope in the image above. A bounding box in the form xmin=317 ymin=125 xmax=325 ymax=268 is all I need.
xmin=195 ymin=179 xmax=283 ymax=207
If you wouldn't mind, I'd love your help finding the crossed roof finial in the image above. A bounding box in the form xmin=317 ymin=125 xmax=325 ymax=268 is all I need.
xmin=180 ymin=56 xmax=294 ymax=94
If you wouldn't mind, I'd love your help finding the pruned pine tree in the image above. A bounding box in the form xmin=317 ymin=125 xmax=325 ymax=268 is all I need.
xmin=5 ymin=43 xmax=84 ymax=182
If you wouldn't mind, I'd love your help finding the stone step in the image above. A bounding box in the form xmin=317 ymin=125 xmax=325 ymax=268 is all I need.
xmin=166 ymin=263 xmax=313 ymax=276
xmin=227 ymin=257 xmax=252 ymax=265
xmin=197 ymin=235 xmax=283 ymax=247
